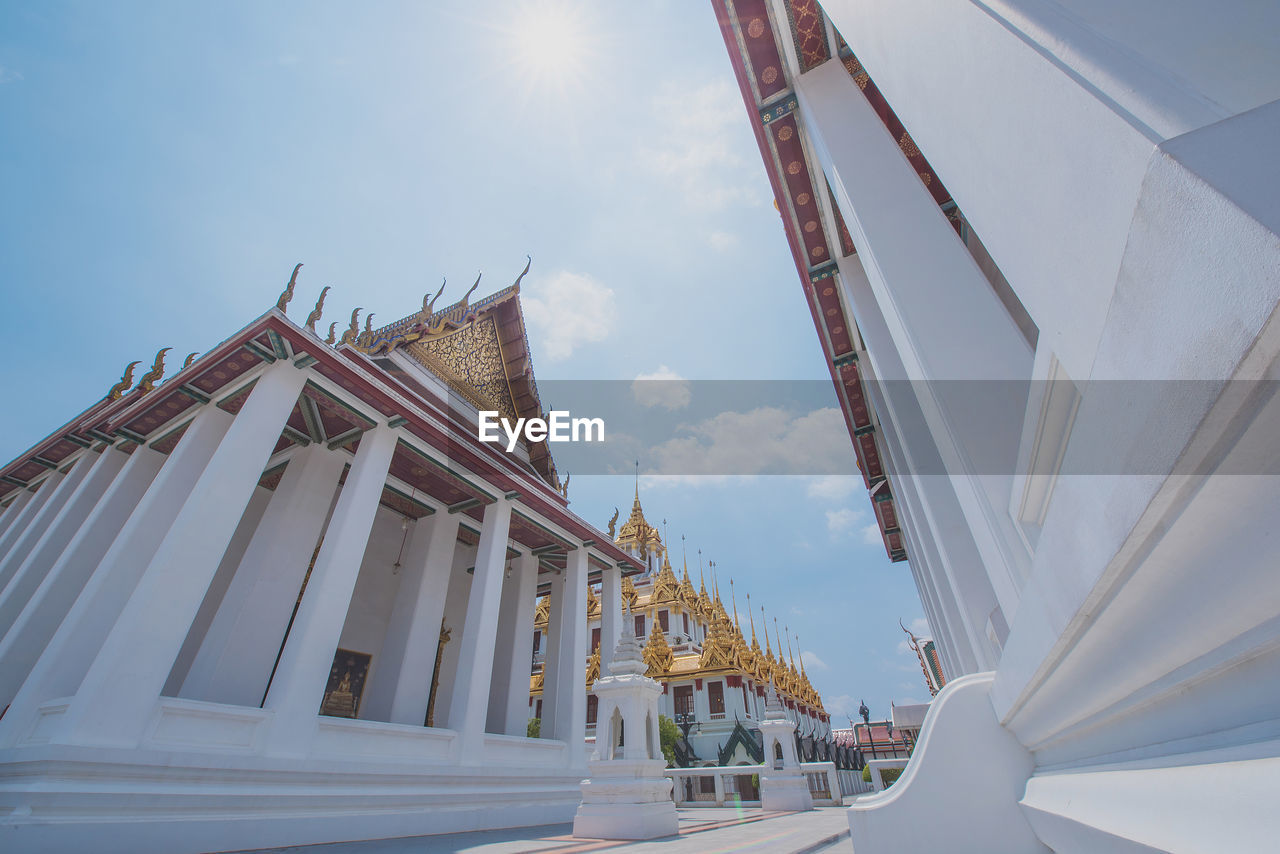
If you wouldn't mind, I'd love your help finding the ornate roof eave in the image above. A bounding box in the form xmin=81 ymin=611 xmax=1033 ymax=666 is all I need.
xmin=711 ymin=0 xmax=908 ymax=562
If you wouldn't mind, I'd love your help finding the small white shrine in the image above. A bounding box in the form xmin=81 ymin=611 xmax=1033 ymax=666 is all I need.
xmin=759 ymin=684 xmax=813 ymax=812
xmin=573 ymin=609 xmax=678 ymax=840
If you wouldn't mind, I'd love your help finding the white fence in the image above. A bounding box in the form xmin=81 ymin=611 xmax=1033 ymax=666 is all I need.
xmin=666 ymin=762 xmax=857 ymax=807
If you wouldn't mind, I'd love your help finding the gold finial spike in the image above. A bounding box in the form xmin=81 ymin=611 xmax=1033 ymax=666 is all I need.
xmin=796 ymin=632 xmax=807 ymax=675
xmin=182 ymin=352 xmax=198 ymax=369
xmin=512 ymin=255 xmax=532 ymax=289
xmin=277 ymin=263 xmax=302 ymax=313
xmin=325 ymin=322 xmax=337 ymax=346
xmin=304 ymin=285 xmax=330 ymax=333
xmin=107 ymin=360 xmax=141 ymax=400
xmin=340 ymin=307 xmax=361 ymax=345
xmin=461 ymin=269 xmax=482 ymax=306
xmin=774 ymin=617 xmax=783 ymax=658
xmin=762 ymin=606 xmax=771 ymax=654
xmin=730 ymin=579 xmax=740 ymax=628
xmin=358 ymin=312 xmax=375 ymax=347
xmin=747 ymin=593 xmax=758 ymax=644
xmin=710 ymin=560 xmax=720 ymax=602
xmin=785 ymin=625 xmax=796 ymax=666
xmin=428 ymin=279 xmax=446 ymax=313
xmin=137 ymin=347 xmax=171 ymax=394
xmin=698 ymin=549 xmax=705 ymax=593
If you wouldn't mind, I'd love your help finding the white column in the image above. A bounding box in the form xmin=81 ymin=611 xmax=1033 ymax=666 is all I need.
xmin=181 ymin=443 xmax=345 ymax=706
xmin=446 ymin=497 xmax=513 ymax=761
xmin=599 ymin=564 xmax=622 ymax=674
xmin=548 ymin=546 xmax=588 ymax=767
xmin=0 ymin=478 xmax=60 ymax=565
xmin=365 ymin=510 xmax=459 ymax=726
xmin=0 ymin=466 xmax=80 ymax=593
xmin=493 ymin=549 xmax=539 ymax=735
xmin=0 ymin=447 xmax=126 ymax=639
xmin=262 ymin=423 xmax=398 ymax=755
xmin=0 ymin=488 xmax=34 ymax=542
xmin=0 ymin=445 xmax=163 ymax=711
xmin=53 ymin=363 xmax=309 ymax=748
xmin=798 ymin=61 xmax=1033 ymax=619
xmin=0 ymin=407 xmax=230 ymax=747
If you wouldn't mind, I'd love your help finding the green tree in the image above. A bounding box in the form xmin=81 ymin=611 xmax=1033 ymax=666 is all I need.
xmin=659 ymin=714 xmax=680 ymax=766
xmin=527 ymin=717 xmax=540 ymax=738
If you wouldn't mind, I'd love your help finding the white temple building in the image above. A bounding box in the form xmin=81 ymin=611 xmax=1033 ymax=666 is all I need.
xmin=712 ymin=1 xmax=1280 ymax=851
xmin=0 ymin=274 xmax=643 ymax=853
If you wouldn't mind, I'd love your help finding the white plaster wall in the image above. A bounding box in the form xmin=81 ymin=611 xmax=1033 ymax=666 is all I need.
xmin=819 ymin=0 xmax=1156 ymax=384
xmin=335 ymin=506 xmax=422 ymax=721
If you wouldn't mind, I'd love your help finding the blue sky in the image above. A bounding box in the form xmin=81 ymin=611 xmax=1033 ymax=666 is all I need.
xmin=0 ymin=1 xmax=932 ymax=719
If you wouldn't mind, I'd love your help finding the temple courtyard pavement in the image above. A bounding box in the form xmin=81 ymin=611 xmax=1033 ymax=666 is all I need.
xmin=238 ymin=807 xmax=852 ymax=854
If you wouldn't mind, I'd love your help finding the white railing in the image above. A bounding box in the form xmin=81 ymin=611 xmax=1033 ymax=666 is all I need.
xmin=665 ymin=762 xmax=847 ymax=807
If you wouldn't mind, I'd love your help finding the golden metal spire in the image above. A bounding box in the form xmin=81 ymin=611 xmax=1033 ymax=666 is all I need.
xmin=428 ymin=279 xmax=446 ymax=313
xmin=340 ymin=307 xmax=361 ymax=345
xmin=276 ymin=263 xmax=302 ymax=313
xmin=729 ymin=579 xmax=741 ymax=629
xmin=137 ymin=347 xmax=171 ymax=394
xmin=762 ymin=606 xmax=771 ymax=654
xmin=746 ymin=592 xmax=759 ymax=646
xmin=785 ymin=624 xmax=797 ymax=667
xmin=107 ymin=360 xmax=140 ymax=400
xmin=512 ymin=255 xmax=532 ymax=290
xmin=462 ymin=270 xmax=482 ymax=305
xmin=304 ymin=285 xmax=329 ymax=333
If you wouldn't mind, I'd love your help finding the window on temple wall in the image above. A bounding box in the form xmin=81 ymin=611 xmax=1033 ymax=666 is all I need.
xmin=634 ymin=614 xmax=645 ymax=637
xmin=533 ymin=630 xmax=541 ymax=653
xmin=741 ymin=684 xmax=749 ymax=714
xmin=682 ymin=613 xmax=689 ymax=636
xmin=674 ymin=684 xmax=694 ymax=718
xmin=591 ymin=627 xmax=601 ymax=651
xmin=708 ymin=681 xmax=725 ymax=718
xmin=535 ymin=699 xmax=542 ymax=720
xmin=587 ymin=694 xmax=598 ymax=725
xmin=658 ymin=610 xmax=669 ymax=632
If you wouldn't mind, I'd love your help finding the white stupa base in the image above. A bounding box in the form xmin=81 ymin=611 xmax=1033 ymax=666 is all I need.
xmin=761 ymin=769 xmax=814 ymax=812
xmin=573 ymin=758 xmax=678 ymax=840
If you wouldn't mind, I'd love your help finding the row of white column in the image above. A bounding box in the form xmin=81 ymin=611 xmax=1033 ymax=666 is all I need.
xmin=0 ymin=360 xmax=608 ymax=768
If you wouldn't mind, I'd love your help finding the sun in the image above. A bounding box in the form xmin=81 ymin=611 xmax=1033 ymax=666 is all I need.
xmin=509 ymin=1 xmax=593 ymax=93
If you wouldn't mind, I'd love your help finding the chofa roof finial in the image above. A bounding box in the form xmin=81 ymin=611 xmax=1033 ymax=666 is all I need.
xmin=276 ymin=263 xmax=302 ymax=313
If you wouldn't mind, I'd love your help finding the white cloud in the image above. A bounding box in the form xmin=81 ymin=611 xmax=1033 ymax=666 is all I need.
xmin=709 ymin=231 xmax=739 ymax=251
xmin=632 ymin=365 xmax=691 ymax=410
xmin=801 ymin=650 xmax=828 ymax=672
xmin=806 ymin=475 xmax=859 ymax=501
xmin=645 ymin=406 xmax=854 ymax=477
xmin=0 ymin=66 xmax=23 ymax=84
xmin=824 ymin=694 xmax=859 ymax=720
xmin=861 ymin=522 xmax=884 ymax=546
xmin=826 ymin=507 xmax=863 ymax=536
xmin=522 ymin=270 xmax=617 ymax=362
xmin=636 ymin=79 xmax=766 ymax=212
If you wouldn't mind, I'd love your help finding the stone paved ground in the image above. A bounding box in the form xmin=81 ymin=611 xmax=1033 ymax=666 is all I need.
xmin=238 ymin=807 xmax=852 ymax=854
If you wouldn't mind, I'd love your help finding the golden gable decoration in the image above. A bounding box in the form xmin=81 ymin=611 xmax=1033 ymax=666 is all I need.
xmin=642 ymin=620 xmax=674 ymax=677
xmin=405 ymin=315 xmax=518 ymax=420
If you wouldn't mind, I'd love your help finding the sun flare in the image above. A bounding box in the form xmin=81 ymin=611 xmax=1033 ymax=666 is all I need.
xmin=509 ymin=1 xmax=592 ymax=92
